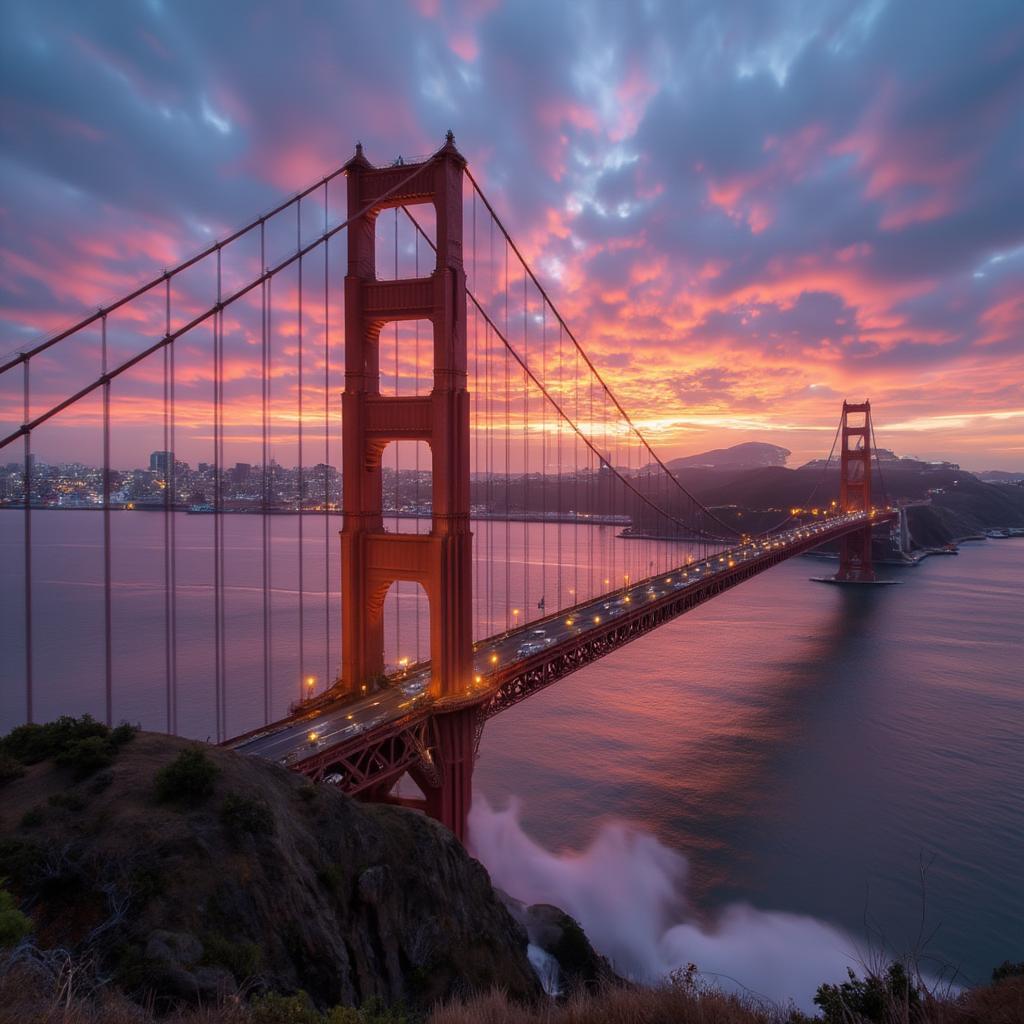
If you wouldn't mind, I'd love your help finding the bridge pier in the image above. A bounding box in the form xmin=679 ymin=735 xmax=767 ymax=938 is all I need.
xmin=410 ymin=708 xmax=476 ymax=843
xmin=836 ymin=524 xmax=876 ymax=582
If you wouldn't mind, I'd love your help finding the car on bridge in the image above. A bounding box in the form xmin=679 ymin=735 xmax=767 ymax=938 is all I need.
xmin=516 ymin=637 xmax=554 ymax=657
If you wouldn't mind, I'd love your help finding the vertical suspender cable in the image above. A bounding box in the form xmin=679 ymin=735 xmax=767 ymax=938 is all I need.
xmin=522 ymin=351 xmax=529 ymax=622
xmin=101 ymin=313 xmax=112 ymax=726
xmin=218 ymin=286 xmax=228 ymax=738
xmin=415 ymin=222 xmax=422 ymax=659
xmin=468 ymin=195 xmax=477 ymax=634
xmin=323 ymin=185 xmax=331 ymax=685
xmin=267 ymin=275 xmax=274 ymax=721
xmin=588 ymin=374 xmax=594 ymax=599
xmin=162 ymin=278 xmax=172 ymax=733
xmin=23 ymin=360 xmax=33 ymax=722
xmin=540 ymin=302 xmax=547 ymax=616
xmin=169 ymin=281 xmax=178 ymax=735
xmin=487 ymin=219 xmax=494 ymax=635
xmin=486 ymin=322 xmax=494 ymax=635
xmin=573 ymin=342 xmax=579 ymax=605
xmin=609 ymin=403 xmax=616 ymax=592
xmin=261 ymin=221 xmax=271 ymax=724
xmin=504 ymin=339 xmax=511 ymax=629
xmin=213 ymin=249 xmax=223 ymax=740
xmin=471 ymin=194 xmax=478 ymax=639
xmin=504 ymin=242 xmax=510 ymax=630
xmin=297 ymin=200 xmax=305 ymax=701
xmin=556 ymin=321 xmax=562 ymax=611
xmin=522 ymin=273 xmax=529 ymax=622
xmin=394 ymin=208 xmax=400 ymax=667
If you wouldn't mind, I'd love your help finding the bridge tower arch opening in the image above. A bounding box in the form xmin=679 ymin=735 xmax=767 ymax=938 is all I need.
xmin=836 ymin=399 xmax=877 ymax=582
xmin=339 ymin=136 xmax=475 ymax=840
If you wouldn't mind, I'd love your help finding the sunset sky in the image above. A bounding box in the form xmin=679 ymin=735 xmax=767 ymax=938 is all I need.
xmin=2 ymin=0 xmax=1023 ymax=470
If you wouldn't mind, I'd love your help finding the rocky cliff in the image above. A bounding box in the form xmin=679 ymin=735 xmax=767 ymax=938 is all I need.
xmin=0 ymin=726 xmax=541 ymax=1012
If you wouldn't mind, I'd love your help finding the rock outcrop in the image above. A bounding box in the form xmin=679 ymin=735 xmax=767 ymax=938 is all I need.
xmin=498 ymin=890 xmax=620 ymax=995
xmin=0 ymin=731 xmax=541 ymax=1011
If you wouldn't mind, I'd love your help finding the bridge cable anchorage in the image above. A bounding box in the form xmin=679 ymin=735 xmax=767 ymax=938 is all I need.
xmin=0 ymin=161 xmax=432 ymax=453
xmin=399 ymin=204 xmax=731 ymax=545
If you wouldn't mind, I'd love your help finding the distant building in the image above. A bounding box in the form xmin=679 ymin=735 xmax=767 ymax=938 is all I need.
xmin=150 ymin=451 xmax=173 ymax=475
xmin=232 ymin=462 xmax=252 ymax=485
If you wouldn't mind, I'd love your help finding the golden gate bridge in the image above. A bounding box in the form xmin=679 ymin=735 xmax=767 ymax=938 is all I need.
xmin=0 ymin=133 xmax=895 ymax=841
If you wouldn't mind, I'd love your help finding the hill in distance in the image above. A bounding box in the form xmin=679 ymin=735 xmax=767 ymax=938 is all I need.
xmin=666 ymin=442 xmax=790 ymax=472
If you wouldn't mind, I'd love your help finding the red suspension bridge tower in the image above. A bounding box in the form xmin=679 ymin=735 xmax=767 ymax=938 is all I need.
xmin=836 ymin=400 xmax=876 ymax=582
xmin=340 ymin=135 xmax=476 ymax=838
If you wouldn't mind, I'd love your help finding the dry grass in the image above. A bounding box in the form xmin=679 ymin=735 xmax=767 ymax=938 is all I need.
xmin=426 ymin=985 xmax=781 ymax=1024
xmin=2 ymin=961 xmax=1022 ymax=1024
xmin=424 ymin=976 xmax=1024 ymax=1024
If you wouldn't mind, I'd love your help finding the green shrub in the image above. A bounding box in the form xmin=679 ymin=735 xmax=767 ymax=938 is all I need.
xmin=993 ymin=960 xmax=1024 ymax=983
xmin=202 ymin=932 xmax=261 ymax=981
xmin=221 ymin=792 xmax=275 ymax=840
xmin=0 ymin=885 xmax=33 ymax=947
xmin=349 ymin=998 xmax=410 ymax=1023
xmin=250 ymin=992 xmax=321 ymax=1024
xmin=154 ymin=746 xmax=219 ymax=804
xmin=110 ymin=722 xmax=138 ymax=746
xmin=247 ymin=994 xmax=409 ymax=1024
xmin=814 ymin=963 xmax=921 ymax=1023
xmin=0 ymin=755 xmax=26 ymax=787
xmin=0 ymin=715 xmax=109 ymax=764
xmin=56 ymin=735 xmax=115 ymax=779
xmin=325 ymin=1008 xmax=364 ymax=1024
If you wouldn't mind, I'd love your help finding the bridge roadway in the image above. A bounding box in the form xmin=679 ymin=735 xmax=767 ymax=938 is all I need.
xmin=228 ymin=511 xmax=893 ymax=786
